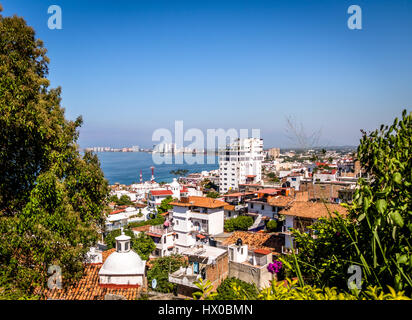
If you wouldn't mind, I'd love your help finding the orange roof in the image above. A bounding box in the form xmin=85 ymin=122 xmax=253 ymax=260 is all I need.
xmin=223 ymin=231 xmax=282 ymax=253
xmin=223 ymin=192 xmax=255 ymax=197
xmin=147 ymin=232 xmax=162 ymax=238
xmin=170 ymin=196 xmax=227 ymax=209
xmin=254 ymin=248 xmax=272 ymax=255
xmin=150 ymin=190 xmax=173 ymax=196
xmin=110 ymin=209 xmax=125 ymax=215
xmin=257 ymin=188 xmax=280 ymax=195
xmin=268 ymin=196 xmax=295 ymax=207
xmin=281 ymin=201 xmax=348 ymax=219
xmin=224 ymin=204 xmax=236 ymax=211
xmin=196 ymin=234 xmax=206 ymax=239
xmin=41 ymin=248 xmax=141 ymax=300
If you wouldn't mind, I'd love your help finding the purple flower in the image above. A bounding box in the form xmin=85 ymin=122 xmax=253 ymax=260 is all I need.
xmin=267 ymin=261 xmax=283 ymax=274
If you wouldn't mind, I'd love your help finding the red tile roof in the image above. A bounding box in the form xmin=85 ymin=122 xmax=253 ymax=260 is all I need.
xmin=170 ymin=196 xmax=227 ymax=209
xmin=150 ymin=190 xmax=173 ymax=196
xmin=110 ymin=209 xmax=125 ymax=215
xmin=41 ymin=248 xmax=141 ymax=300
xmin=257 ymin=188 xmax=280 ymax=195
xmin=223 ymin=192 xmax=255 ymax=197
xmin=254 ymin=248 xmax=272 ymax=255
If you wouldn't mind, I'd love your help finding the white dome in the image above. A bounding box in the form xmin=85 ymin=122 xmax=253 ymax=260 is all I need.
xmin=99 ymin=250 xmax=145 ymax=276
xmin=170 ymin=178 xmax=180 ymax=188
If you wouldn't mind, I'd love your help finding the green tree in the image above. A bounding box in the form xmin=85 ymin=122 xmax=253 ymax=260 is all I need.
xmin=206 ymin=191 xmax=220 ymax=198
xmin=266 ymin=220 xmax=278 ymax=232
xmin=224 ymin=216 xmax=254 ymax=232
xmin=157 ymin=196 xmax=174 ymax=214
xmin=0 ymin=8 xmax=109 ymax=298
xmin=104 ymin=228 xmax=155 ymax=261
xmin=147 ymin=255 xmax=187 ymax=293
xmin=213 ymin=277 xmax=259 ymax=300
xmin=281 ymin=110 xmax=412 ymax=296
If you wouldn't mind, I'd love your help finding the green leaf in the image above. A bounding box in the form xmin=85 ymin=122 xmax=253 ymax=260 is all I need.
xmin=376 ymin=199 xmax=387 ymax=214
xmin=393 ymin=172 xmax=402 ymax=184
xmin=389 ymin=211 xmax=404 ymax=228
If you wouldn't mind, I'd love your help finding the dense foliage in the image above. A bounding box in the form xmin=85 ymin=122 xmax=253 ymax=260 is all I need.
xmin=281 ymin=110 xmax=412 ymax=296
xmin=0 ymin=8 xmax=109 ymax=298
xmin=193 ymin=278 xmax=410 ymax=300
xmin=212 ymin=277 xmax=259 ymax=300
xmin=157 ymin=196 xmax=174 ymax=214
xmin=206 ymin=191 xmax=220 ymax=198
xmin=266 ymin=219 xmax=278 ymax=232
xmin=224 ymin=216 xmax=254 ymax=232
xmin=104 ymin=228 xmax=155 ymax=260
xmin=147 ymin=255 xmax=187 ymax=293
xmin=108 ymin=194 xmax=134 ymax=206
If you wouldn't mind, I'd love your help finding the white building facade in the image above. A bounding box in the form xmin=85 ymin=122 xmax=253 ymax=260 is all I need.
xmin=219 ymin=138 xmax=264 ymax=193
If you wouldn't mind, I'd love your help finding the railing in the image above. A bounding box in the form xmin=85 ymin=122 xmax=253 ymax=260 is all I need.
xmin=281 ymin=246 xmax=298 ymax=255
xmin=149 ymin=225 xmax=173 ymax=235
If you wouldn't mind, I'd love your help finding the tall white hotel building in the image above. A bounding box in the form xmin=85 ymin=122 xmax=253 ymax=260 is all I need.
xmin=218 ymin=138 xmax=264 ymax=193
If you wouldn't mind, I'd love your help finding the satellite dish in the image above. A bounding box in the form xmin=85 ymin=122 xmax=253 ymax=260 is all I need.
xmin=151 ymin=279 xmax=157 ymax=289
xmin=236 ymin=238 xmax=243 ymax=246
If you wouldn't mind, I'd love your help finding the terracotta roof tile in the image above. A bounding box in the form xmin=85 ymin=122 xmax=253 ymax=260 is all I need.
xmin=281 ymin=201 xmax=348 ymax=219
xmin=170 ymin=196 xmax=227 ymax=209
xmin=223 ymin=231 xmax=282 ymax=253
xmin=268 ymin=196 xmax=295 ymax=207
xmin=41 ymin=248 xmax=141 ymax=300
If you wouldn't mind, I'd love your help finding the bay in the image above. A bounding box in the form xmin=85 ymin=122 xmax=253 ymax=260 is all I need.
xmin=95 ymin=152 xmax=218 ymax=185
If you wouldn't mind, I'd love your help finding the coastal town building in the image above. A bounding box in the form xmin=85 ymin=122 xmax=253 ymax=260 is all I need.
xmin=218 ymin=138 xmax=264 ymax=193
xmin=168 ymin=245 xmax=228 ymax=296
xmin=170 ymin=196 xmax=227 ymax=253
xmin=279 ymin=201 xmax=348 ymax=254
xmin=227 ymin=243 xmax=273 ymax=290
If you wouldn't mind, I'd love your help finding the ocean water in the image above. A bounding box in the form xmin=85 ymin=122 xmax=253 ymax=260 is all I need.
xmin=95 ymin=152 xmax=219 ymax=185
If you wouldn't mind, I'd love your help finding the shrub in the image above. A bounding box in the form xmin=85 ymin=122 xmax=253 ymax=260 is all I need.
xmin=147 ymin=255 xmax=187 ymax=293
xmin=213 ymin=277 xmax=259 ymax=300
xmin=224 ymin=216 xmax=253 ymax=232
xmin=266 ymin=219 xmax=278 ymax=232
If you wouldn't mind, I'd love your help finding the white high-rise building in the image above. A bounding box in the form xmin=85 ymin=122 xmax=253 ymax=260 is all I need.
xmin=218 ymin=138 xmax=264 ymax=193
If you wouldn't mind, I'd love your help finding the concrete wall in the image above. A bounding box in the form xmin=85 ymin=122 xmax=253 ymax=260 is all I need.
xmin=228 ymin=261 xmax=272 ymax=290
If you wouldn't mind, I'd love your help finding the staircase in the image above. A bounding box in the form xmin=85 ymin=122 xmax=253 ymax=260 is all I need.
xmin=248 ymin=214 xmax=265 ymax=231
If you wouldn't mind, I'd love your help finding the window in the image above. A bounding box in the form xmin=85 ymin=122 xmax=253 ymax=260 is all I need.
xmin=117 ymin=242 xmax=121 ymax=251
xmin=164 ymin=237 xmax=167 ymax=244
xmin=124 ymin=242 xmax=129 ymax=251
xmin=251 ymin=203 xmax=254 ymax=209
xmin=261 ymin=204 xmax=264 ymax=210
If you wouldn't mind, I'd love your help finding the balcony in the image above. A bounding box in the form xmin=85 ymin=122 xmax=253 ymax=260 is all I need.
xmin=148 ymin=225 xmax=173 ymax=236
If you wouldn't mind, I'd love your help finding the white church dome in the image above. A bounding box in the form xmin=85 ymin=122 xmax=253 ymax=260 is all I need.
xmin=99 ymin=250 xmax=145 ymax=275
xmin=99 ymin=230 xmax=146 ymax=276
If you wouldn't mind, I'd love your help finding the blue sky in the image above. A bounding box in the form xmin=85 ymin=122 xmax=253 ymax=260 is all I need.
xmin=2 ymin=0 xmax=412 ymax=148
